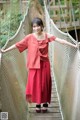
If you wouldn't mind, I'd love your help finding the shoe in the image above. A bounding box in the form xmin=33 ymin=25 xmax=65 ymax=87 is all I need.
xmin=36 ymin=104 xmax=41 ymax=113
xmin=42 ymin=103 xmax=48 ymax=113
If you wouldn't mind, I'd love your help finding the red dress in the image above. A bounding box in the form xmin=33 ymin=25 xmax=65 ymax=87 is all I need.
xmin=15 ymin=33 xmax=56 ymax=104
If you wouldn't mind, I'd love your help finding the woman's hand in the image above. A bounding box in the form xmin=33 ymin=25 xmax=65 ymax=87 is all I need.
xmin=0 ymin=45 xmax=16 ymax=53
xmin=0 ymin=49 xmax=6 ymax=53
xmin=74 ymin=44 xmax=78 ymax=48
xmin=55 ymin=38 xmax=78 ymax=48
xmin=70 ymin=43 xmax=78 ymax=48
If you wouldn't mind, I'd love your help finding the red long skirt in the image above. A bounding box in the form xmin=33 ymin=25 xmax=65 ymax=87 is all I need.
xmin=25 ymin=60 xmax=52 ymax=104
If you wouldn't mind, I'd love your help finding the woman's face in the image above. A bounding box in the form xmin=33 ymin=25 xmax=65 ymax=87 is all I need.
xmin=33 ymin=23 xmax=42 ymax=34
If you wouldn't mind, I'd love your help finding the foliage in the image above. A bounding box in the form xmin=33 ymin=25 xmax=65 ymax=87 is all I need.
xmin=0 ymin=13 xmax=23 ymax=48
xmin=0 ymin=0 xmax=23 ymax=48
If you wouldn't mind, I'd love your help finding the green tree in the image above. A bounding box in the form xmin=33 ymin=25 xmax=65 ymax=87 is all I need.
xmin=0 ymin=0 xmax=23 ymax=48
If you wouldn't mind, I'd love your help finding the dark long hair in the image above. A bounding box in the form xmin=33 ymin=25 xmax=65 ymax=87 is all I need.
xmin=32 ymin=17 xmax=44 ymax=31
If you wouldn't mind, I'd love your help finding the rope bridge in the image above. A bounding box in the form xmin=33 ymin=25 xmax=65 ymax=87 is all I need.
xmin=0 ymin=0 xmax=80 ymax=120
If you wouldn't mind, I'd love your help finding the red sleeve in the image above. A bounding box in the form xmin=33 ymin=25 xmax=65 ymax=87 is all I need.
xmin=48 ymin=36 xmax=56 ymax=42
xmin=15 ymin=35 xmax=29 ymax=53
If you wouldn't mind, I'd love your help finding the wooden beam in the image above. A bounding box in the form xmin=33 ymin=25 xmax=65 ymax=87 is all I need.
xmin=49 ymin=5 xmax=70 ymax=10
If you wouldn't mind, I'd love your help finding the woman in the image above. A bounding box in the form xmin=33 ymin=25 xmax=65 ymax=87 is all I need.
xmin=1 ymin=17 xmax=77 ymax=113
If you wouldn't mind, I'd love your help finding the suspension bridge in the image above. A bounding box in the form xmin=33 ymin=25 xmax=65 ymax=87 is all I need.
xmin=0 ymin=0 xmax=80 ymax=120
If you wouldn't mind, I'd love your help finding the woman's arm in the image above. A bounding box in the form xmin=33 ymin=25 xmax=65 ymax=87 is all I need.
xmin=55 ymin=37 xmax=77 ymax=48
xmin=0 ymin=44 xmax=17 ymax=53
xmin=47 ymin=33 xmax=77 ymax=48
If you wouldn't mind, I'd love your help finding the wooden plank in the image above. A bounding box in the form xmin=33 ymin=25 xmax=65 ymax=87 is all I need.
xmin=49 ymin=104 xmax=59 ymax=108
xmin=55 ymin=20 xmax=80 ymax=30
xmin=28 ymin=107 xmax=60 ymax=113
xmin=28 ymin=112 xmax=61 ymax=117
xmin=51 ymin=15 xmax=69 ymax=21
xmin=28 ymin=103 xmax=60 ymax=108
xmin=27 ymin=112 xmax=62 ymax=119
xmin=51 ymin=94 xmax=58 ymax=98
xmin=28 ymin=103 xmax=60 ymax=109
xmin=50 ymin=5 xmax=68 ymax=10
xmin=27 ymin=115 xmax=62 ymax=120
xmin=28 ymin=118 xmax=62 ymax=120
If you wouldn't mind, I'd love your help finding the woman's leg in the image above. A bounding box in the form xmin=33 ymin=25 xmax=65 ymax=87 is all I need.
xmin=42 ymin=103 xmax=48 ymax=113
xmin=36 ymin=104 xmax=41 ymax=113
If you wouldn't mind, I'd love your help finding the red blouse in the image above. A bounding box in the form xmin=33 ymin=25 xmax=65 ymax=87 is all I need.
xmin=15 ymin=33 xmax=56 ymax=69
